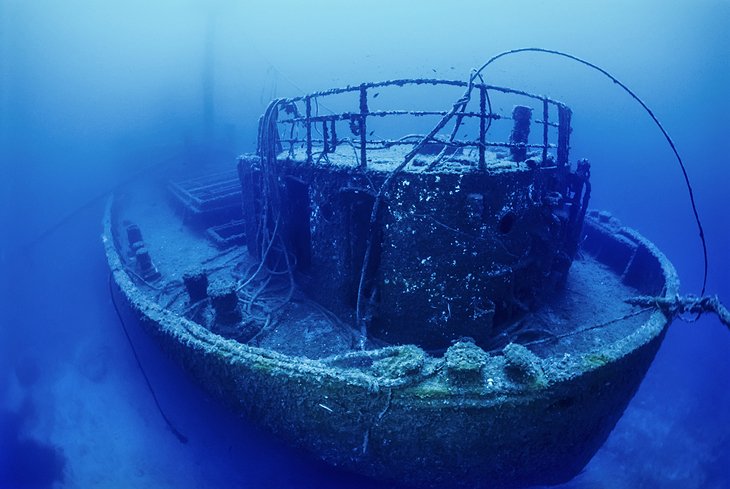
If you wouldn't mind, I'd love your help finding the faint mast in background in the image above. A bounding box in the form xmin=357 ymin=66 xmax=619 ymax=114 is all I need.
xmin=202 ymin=10 xmax=215 ymax=155
xmin=186 ymin=5 xmax=235 ymax=168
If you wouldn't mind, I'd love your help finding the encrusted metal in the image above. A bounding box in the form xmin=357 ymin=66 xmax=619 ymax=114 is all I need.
xmin=261 ymin=78 xmax=571 ymax=171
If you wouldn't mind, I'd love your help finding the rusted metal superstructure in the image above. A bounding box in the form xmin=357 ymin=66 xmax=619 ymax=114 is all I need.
xmin=238 ymin=79 xmax=590 ymax=349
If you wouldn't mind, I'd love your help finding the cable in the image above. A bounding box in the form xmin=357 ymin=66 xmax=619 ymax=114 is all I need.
xmin=469 ymin=48 xmax=708 ymax=295
xmin=108 ymin=273 xmax=188 ymax=444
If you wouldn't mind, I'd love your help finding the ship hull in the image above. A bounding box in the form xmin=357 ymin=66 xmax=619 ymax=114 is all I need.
xmin=104 ymin=196 xmax=678 ymax=488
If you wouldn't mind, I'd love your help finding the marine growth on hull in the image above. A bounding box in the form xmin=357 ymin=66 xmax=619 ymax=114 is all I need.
xmin=115 ymin=78 xmax=661 ymax=363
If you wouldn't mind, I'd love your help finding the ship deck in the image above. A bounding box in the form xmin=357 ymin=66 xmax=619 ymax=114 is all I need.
xmin=112 ymin=181 xmax=653 ymax=361
xmin=279 ymin=143 xmax=538 ymax=174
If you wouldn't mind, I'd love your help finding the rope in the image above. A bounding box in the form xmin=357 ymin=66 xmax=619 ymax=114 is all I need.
xmin=486 ymin=306 xmax=655 ymax=354
xmin=237 ymin=99 xmax=298 ymax=324
xmin=468 ymin=48 xmax=708 ymax=296
xmin=108 ymin=273 xmax=188 ymax=444
xmin=274 ymin=48 xmax=711 ymax=346
xmin=627 ymin=295 xmax=730 ymax=329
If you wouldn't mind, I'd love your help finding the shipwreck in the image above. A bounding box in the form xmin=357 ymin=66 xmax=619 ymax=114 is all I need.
xmin=104 ymin=55 xmax=728 ymax=488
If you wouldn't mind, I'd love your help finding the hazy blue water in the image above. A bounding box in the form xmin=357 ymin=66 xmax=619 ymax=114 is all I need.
xmin=1 ymin=1 xmax=728 ymax=488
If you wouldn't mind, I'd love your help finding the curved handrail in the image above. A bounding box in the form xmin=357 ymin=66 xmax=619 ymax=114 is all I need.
xmin=278 ymin=78 xmax=566 ymax=106
xmin=260 ymin=78 xmax=573 ymax=172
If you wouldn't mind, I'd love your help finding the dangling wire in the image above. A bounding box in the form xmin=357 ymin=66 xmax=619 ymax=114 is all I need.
xmin=108 ymin=273 xmax=188 ymax=444
xmin=354 ymin=83 xmax=482 ymax=344
xmin=468 ymin=48 xmax=708 ymax=296
xmin=241 ymin=99 xmax=295 ymax=304
xmin=354 ymin=48 xmax=710 ymax=345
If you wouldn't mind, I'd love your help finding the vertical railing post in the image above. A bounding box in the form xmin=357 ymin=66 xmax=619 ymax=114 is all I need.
xmin=359 ymin=84 xmax=368 ymax=169
xmin=330 ymin=120 xmax=337 ymax=153
xmin=256 ymin=115 xmax=263 ymax=156
xmin=288 ymin=121 xmax=296 ymax=155
xmin=479 ymin=86 xmax=486 ymax=171
xmin=322 ymin=121 xmax=329 ymax=154
xmin=542 ymin=98 xmax=549 ymax=164
xmin=305 ymin=96 xmax=312 ymax=164
xmin=557 ymin=104 xmax=572 ymax=168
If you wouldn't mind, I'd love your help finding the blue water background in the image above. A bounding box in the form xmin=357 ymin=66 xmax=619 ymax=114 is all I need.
xmin=1 ymin=1 xmax=728 ymax=487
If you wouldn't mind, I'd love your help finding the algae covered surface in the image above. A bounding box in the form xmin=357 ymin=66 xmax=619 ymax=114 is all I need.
xmin=2 ymin=1 xmax=729 ymax=488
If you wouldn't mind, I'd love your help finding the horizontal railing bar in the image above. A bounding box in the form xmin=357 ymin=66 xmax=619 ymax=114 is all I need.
xmin=374 ymin=139 xmax=479 ymax=148
xmin=534 ymin=119 xmax=559 ymax=128
xmin=371 ymin=140 xmax=555 ymax=150
xmin=277 ymin=111 xmax=505 ymax=124
xmin=280 ymin=78 xmax=566 ymax=107
xmin=266 ymin=79 xmax=570 ymax=172
xmin=279 ymin=137 xmax=556 ymax=150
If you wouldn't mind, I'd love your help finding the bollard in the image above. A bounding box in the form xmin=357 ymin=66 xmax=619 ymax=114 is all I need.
xmin=183 ymin=271 xmax=209 ymax=303
xmin=209 ymin=282 xmax=242 ymax=325
xmin=126 ymin=224 xmax=143 ymax=245
xmin=135 ymin=247 xmax=160 ymax=281
xmin=445 ymin=341 xmax=488 ymax=385
xmin=126 ymin=224 xmax=144 ymax=258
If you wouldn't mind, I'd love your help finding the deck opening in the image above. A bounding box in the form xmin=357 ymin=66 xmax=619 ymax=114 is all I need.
xmin=498 ymin=211 xmax=517 ymax=234
xmin=283 ymin=177 xmax=312 ymax=271
xmin=340 ymin=189 xmax=382 ymax=308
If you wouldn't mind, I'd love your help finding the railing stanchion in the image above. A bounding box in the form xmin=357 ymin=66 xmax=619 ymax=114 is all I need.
xmin=542 ymin=98 xmax=549 ymax=164
xmin=305 ymin=96 xmax=312 ymax=164
xmin=323 ymin=121 xmax=329 ymax=154
xmin=288 ymin=121 xmax=296 ymax=155
xmin=557 ymin=104 xmax=572 ymax=168
xmin=331 ymin=120 xmax=337 ymax=153
xmin=359 ymin=85 xmax=368 ymax=169
xmin=263 ymin=80 xmax=570 ymax=171
xmin=479 ymin=86 xmax=486 ymax=171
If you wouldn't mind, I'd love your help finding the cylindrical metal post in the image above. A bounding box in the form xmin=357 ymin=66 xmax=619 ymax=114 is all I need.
xmin=359 ymin=85 xmax=368 ymax=169
xmin=330 ymin=120 xmax=337 ymax=152
xmin=557 ymin=105 xmax=572 ymax=168
xmin=509 ymin=105 xmax=532 ymax=162
xmin=542 ymin=99 xmax=549 ymax=164
xmin=305 ymin=96 xmax=312 ymax=164
xmin=479 ymin=86 xmax=486 ymax=171
xmin=323 ymin=121 xmax=330 ymax=154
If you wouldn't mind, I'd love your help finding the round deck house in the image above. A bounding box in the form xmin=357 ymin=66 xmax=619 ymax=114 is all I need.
xmin=238 ymin=79 xmax=590 ymax=350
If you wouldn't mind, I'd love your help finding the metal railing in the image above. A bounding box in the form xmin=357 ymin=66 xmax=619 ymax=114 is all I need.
xmin=264 ymin=78 xmax=572 ymax=171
